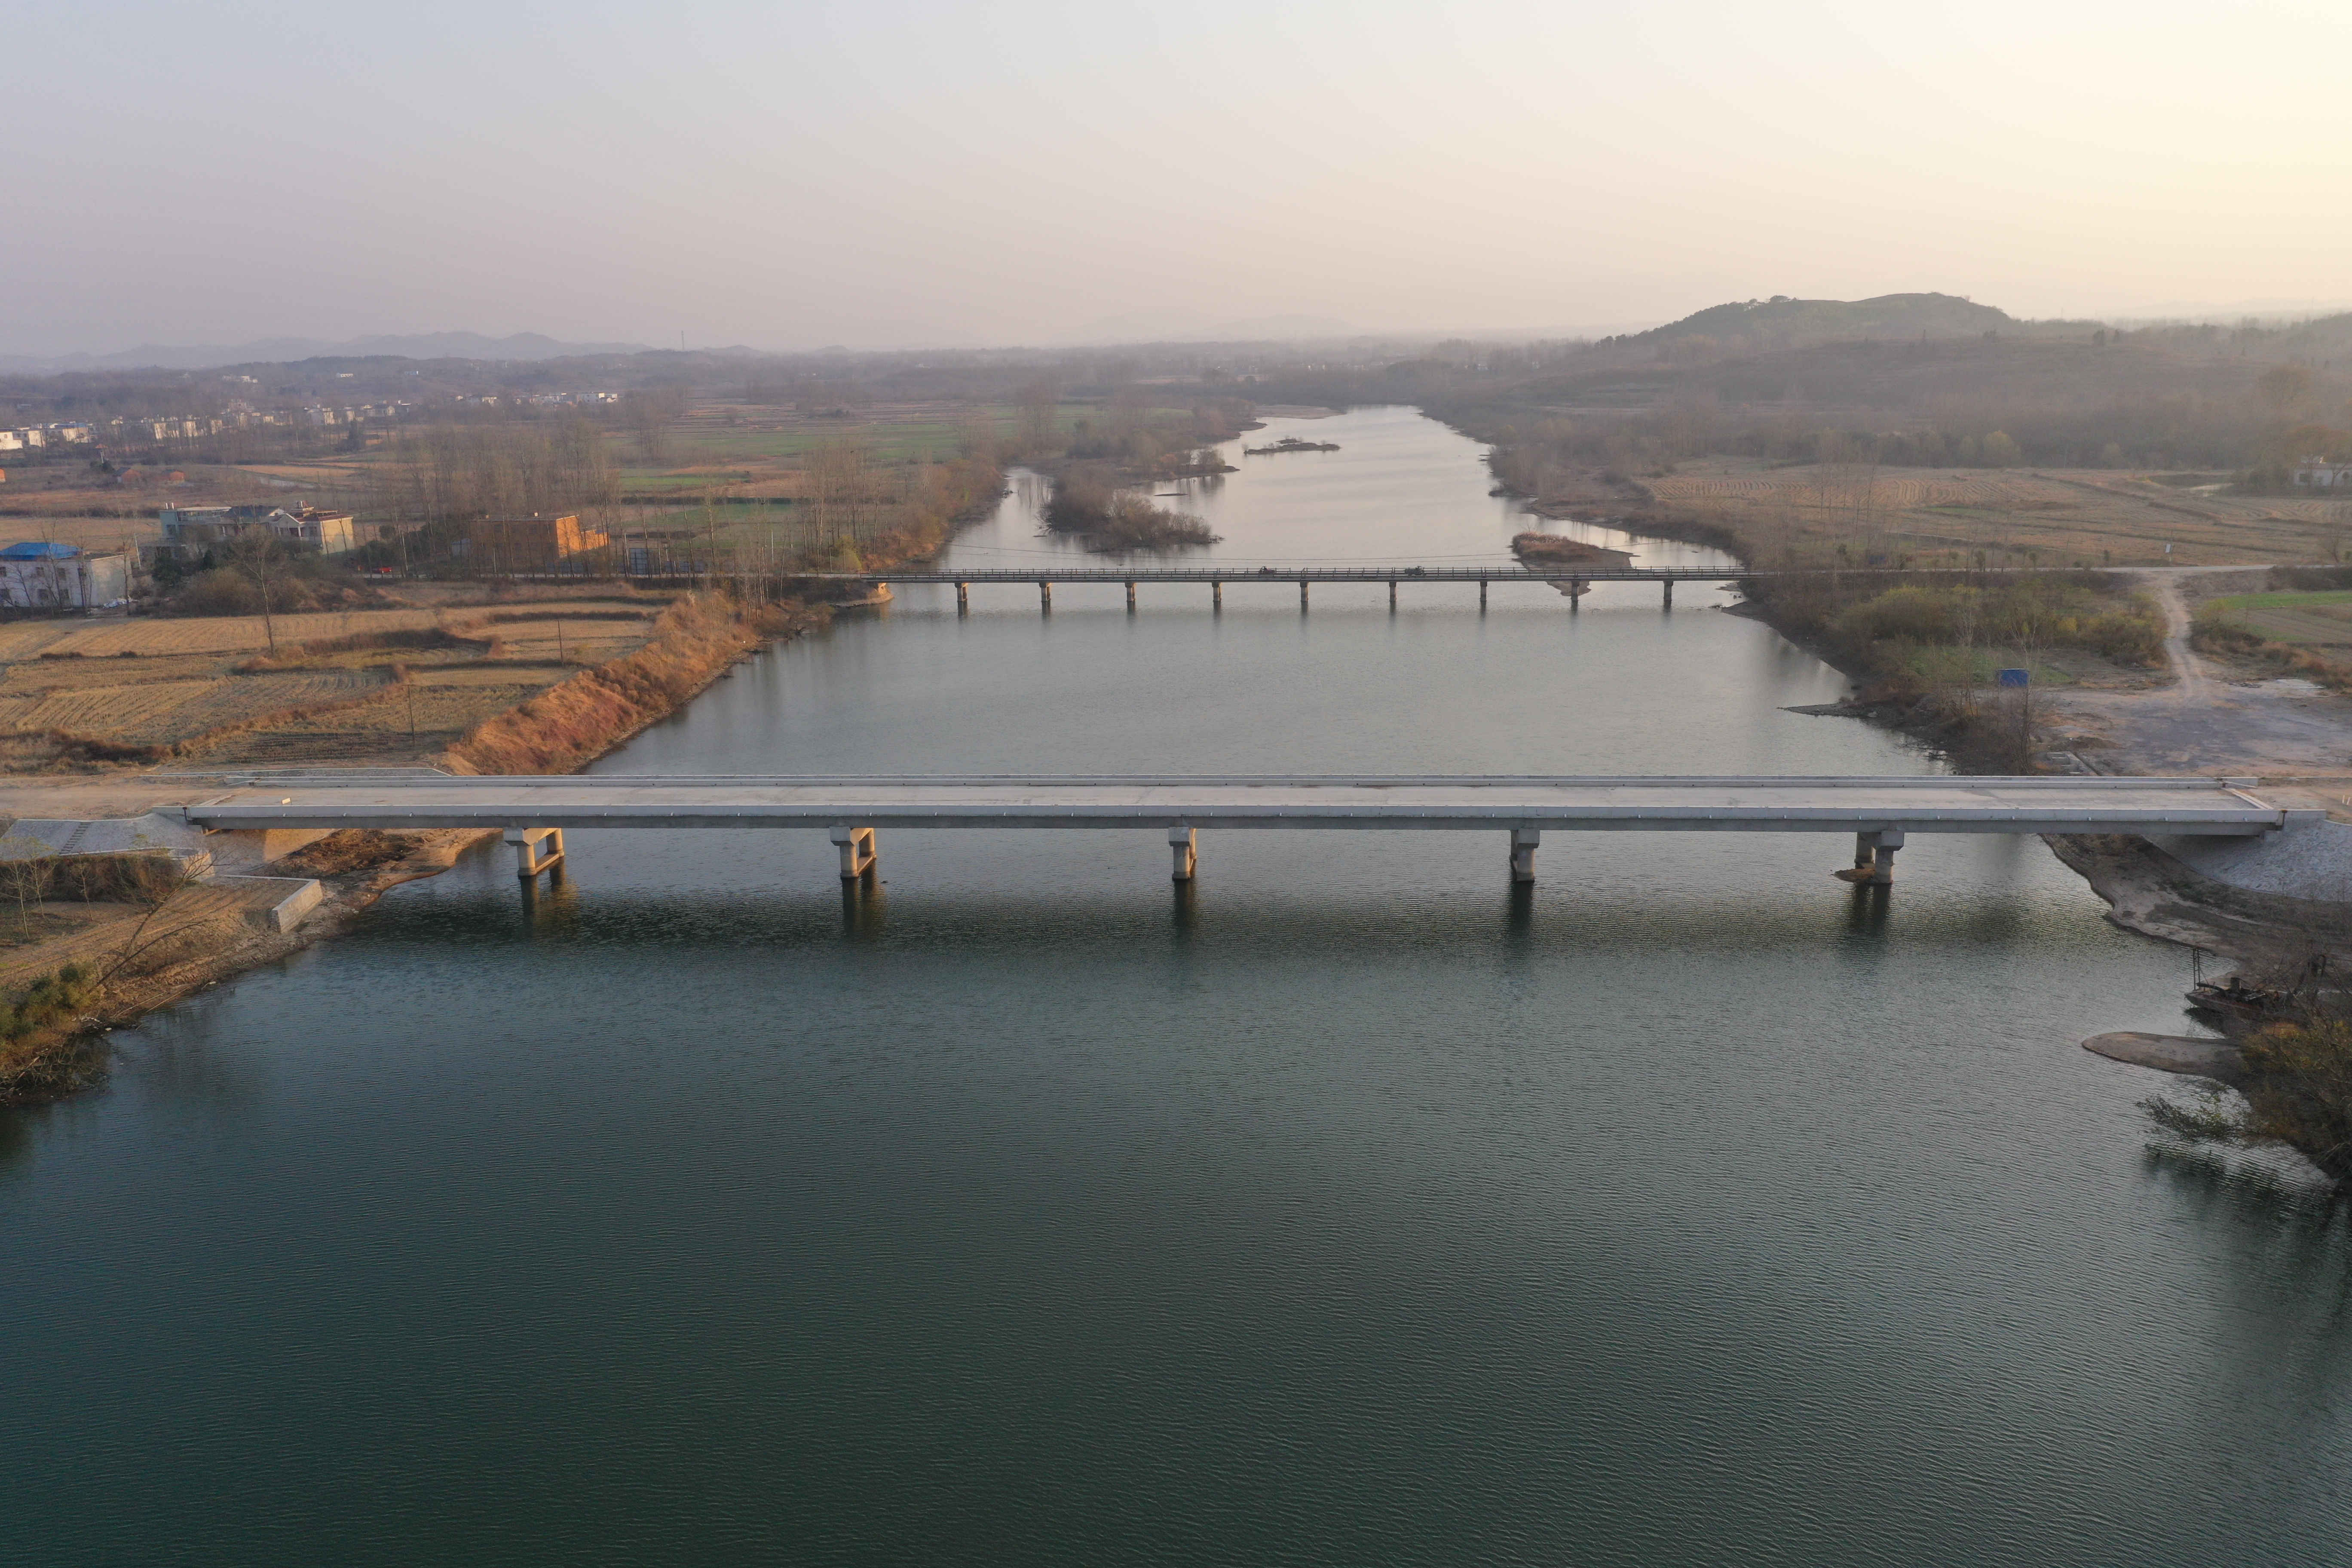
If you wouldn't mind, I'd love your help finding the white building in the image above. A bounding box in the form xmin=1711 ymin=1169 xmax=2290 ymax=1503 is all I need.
xmin=158 ymin=505 xmax=358 ymax=556
xmin=0 ymin=544 xmax=132 ymax=610
xmin=2293 ymin=456 xmax=2352 ymax=489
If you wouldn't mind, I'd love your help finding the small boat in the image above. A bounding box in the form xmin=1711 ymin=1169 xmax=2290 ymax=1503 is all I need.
xmin=2185 ymin=974 xmax=2286 ymax=1020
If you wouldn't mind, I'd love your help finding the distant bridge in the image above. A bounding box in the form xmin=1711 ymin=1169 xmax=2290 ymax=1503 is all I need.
xmin=173 ymin=772 xmax=2298 ymax=888
xmin=796 ymin=565 xmax=1734 ymax=611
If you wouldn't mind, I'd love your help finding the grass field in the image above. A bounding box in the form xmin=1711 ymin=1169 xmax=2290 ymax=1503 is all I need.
xmin=2197 ymin=590 xmax=2352 ymax=647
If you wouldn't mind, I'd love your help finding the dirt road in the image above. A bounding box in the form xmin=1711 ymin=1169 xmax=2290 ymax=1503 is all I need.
xmin=2050 ymin=569 xmax=2352 ymax=813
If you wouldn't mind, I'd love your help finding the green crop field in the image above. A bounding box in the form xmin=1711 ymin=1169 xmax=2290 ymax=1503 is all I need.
xmin=2203 ymin=590 xmax=2352 ymax=647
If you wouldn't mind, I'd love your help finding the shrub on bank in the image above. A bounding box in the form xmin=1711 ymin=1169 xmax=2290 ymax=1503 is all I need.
xmin=1753 ymin=570 xmax=2165 ymax=692
xmin=2147 ymin=1015 xmax=2352 ymax=1182
xmin=1828 ymin=579 xmax=2163 ymax=667
xmin=0 ymin=963 xmax=100 ymax=1045
xmin=2192 ymin=603 xmax=2352 ymax=691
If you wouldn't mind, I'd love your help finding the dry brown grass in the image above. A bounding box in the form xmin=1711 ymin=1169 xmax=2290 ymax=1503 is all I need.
xmin=441 ymin=592 xmax=816 ymax=775
xmin=3 ymin=671 xmax=386 ymax=744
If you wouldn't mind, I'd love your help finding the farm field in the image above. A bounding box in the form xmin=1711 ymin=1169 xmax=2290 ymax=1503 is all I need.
xmin=2198 ymin=589 xmax=2352 ymax=648
xmin=0 ymin=595 xmax=666 ymax=766
xmin=1643 ymin=458 xmax=2348 ymax=567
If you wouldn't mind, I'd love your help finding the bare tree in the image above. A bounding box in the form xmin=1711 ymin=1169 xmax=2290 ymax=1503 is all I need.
xmin=223 ymin=529 xmax=290 ymax=655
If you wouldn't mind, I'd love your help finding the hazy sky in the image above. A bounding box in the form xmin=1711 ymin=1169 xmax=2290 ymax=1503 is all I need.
xmin=5 ymin=0 xmax=2349 ymax=355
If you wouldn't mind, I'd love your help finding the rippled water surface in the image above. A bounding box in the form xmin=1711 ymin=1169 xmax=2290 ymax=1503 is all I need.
xmin=6 ymin=408 xmax=2350 ymax=1565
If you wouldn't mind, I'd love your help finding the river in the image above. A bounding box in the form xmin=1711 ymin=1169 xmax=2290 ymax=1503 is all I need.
xmin=6 ymin=406 xmax=2349 ymax=1565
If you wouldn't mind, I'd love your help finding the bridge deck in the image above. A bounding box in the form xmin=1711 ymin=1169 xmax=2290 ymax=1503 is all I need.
xmin=176 ymin=774 xmax=2281 ymax=837
xmin=802 ymin=567 xmax=1723 ymax=583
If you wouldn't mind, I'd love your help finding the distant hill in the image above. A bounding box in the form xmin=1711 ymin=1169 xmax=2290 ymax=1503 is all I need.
xmin=1622 ymin=293 xmax=2017 ymax=351
xmin=0 ymin=331 xmax=653 ymax=374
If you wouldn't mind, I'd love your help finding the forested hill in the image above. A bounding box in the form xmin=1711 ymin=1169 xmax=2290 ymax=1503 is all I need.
xmin=1620 ymin=293 xmax=2017 ymax=350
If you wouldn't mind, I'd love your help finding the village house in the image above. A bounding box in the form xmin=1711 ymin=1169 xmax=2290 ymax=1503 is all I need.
xmin=454 ymin=514 xmax=611 ymax=573
xmin=0 ymin=542 xmax=134 ymax=611
xmin=156 ymin=505 xmax=359 ymax=557
xmin=2293 ymin=456 xmax=2352 ymax=489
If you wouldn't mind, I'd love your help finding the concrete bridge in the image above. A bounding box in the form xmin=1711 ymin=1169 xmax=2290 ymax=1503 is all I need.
xmin=171 ymin=772 xmax=2297 ymax=888
xmin=799 ymin=565 xmax=1727 ymax=612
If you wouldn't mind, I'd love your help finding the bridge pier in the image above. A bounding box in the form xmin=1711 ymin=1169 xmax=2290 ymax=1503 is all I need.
xmin=1125 ymin=581 xmax=1137 ymax=613
xmin=1212 ymin=581 xmax=1222 ymax=612
xmin=830 ymin=824 xmax=878 ymax=881
xmin=1570 ymin=579 xmax=1583 ymax=612
xmin=1869 ymin=829 xmax=1903 ymax=885
xmin=1510 ymin=827 xmax=1540 ymax=883
xmin=1169 ymin=825 xmax=1197 ymax=882
xmin=1663 ymin=579 xmax=1674 ymax=609
xmin=1388 ymin=579 xmax=1398 ymax=612
xmin=1299 ymin=580 xmax=1310 ymax=613
xmin=1837 ymin=829 xmax=1904 ymax=885
xmin=504 ymin=826 xmax=564 ymax=880
xmin=955 ymin=582 xmax=969 ymax=616
xmin=1479 ymin=579 xmax=1488 ymax=613
xmin=1039 ymin=582 xmax=1052 ymax=615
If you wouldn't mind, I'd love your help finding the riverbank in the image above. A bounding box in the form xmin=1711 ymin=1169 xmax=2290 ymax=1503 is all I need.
xmin=0 ymin=589 xmax=830 ymax=1102
xmin=1480 ymin=452 xmax=2352 ymax=961
xmin=0 ymin=453 xmax=1020 ymax=1103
